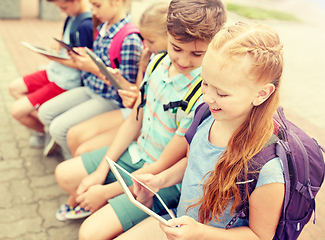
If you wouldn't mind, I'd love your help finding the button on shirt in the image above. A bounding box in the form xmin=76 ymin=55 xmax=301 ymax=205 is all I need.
xmin=81 ymin=15 xmax=143 ymax=106
xmin=133 ymin=54 xmax=203 ymax=164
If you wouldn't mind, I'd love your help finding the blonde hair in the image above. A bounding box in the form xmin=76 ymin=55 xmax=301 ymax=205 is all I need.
xmin=139 ymin=2 xmax=169 ymax=37
xmin=188 ymin=22 xmax=284 ymax=224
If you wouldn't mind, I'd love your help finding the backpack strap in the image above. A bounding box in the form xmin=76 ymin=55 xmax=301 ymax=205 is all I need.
xmin=136 ymin=52 xmax=167 ymax=121
xmin=109 ymin=22 xmax=142 ymax=69
xmin=69 ymin=12 xmax=93 ymax=47
xmin=162 ymin=78 xmax=203 ymax=128
xmin=185 ymin=102 xmax=210 ymax=144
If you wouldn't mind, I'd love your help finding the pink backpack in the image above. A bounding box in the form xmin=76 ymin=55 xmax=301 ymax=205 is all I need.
xmin=94 ymin=22 xmax=142 ymax=69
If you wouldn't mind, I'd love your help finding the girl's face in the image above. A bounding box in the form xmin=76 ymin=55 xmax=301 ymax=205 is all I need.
xmin=140 ymin=27 xmax=167 ymax=55
xmin=90 ymin=0 xmax=119 ymax=23
xmin=54 ymin=0 xmax=81 ymax=17
xmin=201 ymin=49 xmax=262 ymax=127
xmin=167 ymin=34 xmax=208 ymax=75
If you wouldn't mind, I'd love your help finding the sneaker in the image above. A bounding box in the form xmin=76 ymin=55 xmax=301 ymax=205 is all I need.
xmin=29 ymin=131 xmax=45 ymax=148
xmin=43 ymin=134 xmax=58 ymax=156
xmin=65 ymin=206 xmax=92 ymax=220
xmin=56 ymin=203 xmax=75 ymax=221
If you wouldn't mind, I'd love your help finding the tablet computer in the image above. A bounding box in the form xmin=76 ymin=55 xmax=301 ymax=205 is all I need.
xmin=21 ymin=41 xmax=70 ymax=60
xmin=85 ymin=47 xmax=123 ymax=90
xmin=105 ymin=157 xmax=175 ymax=225
xmin=54 ymin=38 xmax=80 ymax=55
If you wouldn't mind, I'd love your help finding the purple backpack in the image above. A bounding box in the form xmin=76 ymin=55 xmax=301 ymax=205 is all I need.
xmin=185 ymin=102 xmax=325 ymax=240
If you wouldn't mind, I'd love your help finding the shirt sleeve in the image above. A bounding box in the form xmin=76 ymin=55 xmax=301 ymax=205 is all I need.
xmin=119 ymin=33 xmax=144 ymax=84
xmin=256 ymin=157 xmax=285 ymax=188
xmin=77 ymin=19 xmax=94 ymax=49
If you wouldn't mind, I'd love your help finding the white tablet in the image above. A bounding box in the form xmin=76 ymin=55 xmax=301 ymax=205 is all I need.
xmin=105 ymin=157 xmax=175 ymax=225
xmin=85 ymin=47 xmax=123 ymax=90
xmin=21 ymin=41 xmax=70 ymax=60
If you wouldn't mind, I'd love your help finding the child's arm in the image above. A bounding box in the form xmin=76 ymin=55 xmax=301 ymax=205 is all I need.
xmin=161 ymin=182 xmax=285 ymax=240
xmin=75 ymin=130 xmax=188 ymax=213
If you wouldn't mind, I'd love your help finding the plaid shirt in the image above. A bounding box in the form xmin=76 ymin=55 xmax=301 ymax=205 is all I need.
xmin=81 ymin=15 xmax=143 ymax=106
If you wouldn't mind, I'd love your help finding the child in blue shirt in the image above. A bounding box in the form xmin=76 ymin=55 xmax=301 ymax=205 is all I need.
xmin=8 ymin=0 xmax=93 ymax=148
xmin=38 ymin=0 xmax=143 ymax=160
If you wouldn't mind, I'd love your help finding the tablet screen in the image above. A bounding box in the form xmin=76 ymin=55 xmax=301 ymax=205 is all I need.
xmin=21 ymin=41 xmax=70 ymax=60
xmin=106 ymin=157 xmax=175 ymax=225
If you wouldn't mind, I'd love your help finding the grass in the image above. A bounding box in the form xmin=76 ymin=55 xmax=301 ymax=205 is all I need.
xmin=226 ymin=3 xmax=300 ymax=21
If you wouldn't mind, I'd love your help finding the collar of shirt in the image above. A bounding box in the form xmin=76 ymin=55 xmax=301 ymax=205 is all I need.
xmin=159 ymin=55 xmax=202 ymax=92
xmin=98 ymin=14 xmax=131 ymax=39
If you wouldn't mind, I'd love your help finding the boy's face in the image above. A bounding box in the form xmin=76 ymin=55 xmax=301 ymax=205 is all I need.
xmin=54 ymin=0 xmax=80 ymax=17
xmin=167 ymin=34 xmax=208 ymax=75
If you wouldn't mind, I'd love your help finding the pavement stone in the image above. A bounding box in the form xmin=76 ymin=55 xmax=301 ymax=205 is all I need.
xmin=0 ymin=0 xmax=324 ymax=239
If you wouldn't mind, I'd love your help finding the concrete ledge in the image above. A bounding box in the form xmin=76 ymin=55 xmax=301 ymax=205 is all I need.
xmin=0 ymin=0 xmax=21 ymax=19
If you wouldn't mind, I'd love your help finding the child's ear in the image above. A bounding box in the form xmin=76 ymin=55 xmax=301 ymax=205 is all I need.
xmin=252 ymin=83 xmax=275 ymax=106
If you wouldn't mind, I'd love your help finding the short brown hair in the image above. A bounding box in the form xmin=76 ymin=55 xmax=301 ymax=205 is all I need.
xmin=167 ymin=0 xmax=227 ymax=43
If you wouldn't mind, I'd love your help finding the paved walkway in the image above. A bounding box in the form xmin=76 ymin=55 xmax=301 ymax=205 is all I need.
xmin=0 ymin=0 xmax=324 ymax=239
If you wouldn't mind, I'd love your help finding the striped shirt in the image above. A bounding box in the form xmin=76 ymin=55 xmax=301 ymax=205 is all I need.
xmin=135 ymin=54 xmax=203 ymax=164
xmin=81 ymin=15 xmax=143 ymax=106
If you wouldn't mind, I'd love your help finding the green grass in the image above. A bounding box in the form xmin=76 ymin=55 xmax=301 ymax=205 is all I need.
xmin=226 ymin=3 xmax=300 ymax=21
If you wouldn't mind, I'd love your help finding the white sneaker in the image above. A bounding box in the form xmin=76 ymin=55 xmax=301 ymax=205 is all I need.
xmin=56 ymin=203 xmax=75 ymax=222
xmin=43 ymin=135 xmax=58 ymax=156
xmin=29 ymin=131 xmax=45 ymax=148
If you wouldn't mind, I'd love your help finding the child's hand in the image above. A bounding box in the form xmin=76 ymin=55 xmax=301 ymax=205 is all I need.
xmin=49 ymin=40 xmax=61 ymax=52
xmin=76 ymin=171 xmax=106 ymax=196
xmin=118 ymin=86 xmax=140 ymax=108
xmin=160 ymin=216 xmax=202 ymax=240
xmin=100 ymin=67 xmax=123 ymax=86
xmin=76 ymin=184 xmax=107 ymax=213
xmin=70 ymin=47 xmax=99 ymax=73
xmin=132 ymin=173 xmax=161 ymax=203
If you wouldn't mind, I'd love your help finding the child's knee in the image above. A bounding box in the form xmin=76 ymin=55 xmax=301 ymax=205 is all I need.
xmin=10 ymin=101 xmax=27 ymax=120
xmin=37 ymin=103 xmax=51 ymax=127
xmin=79 ymin=221 xmax=94 ymax=240
xmin=8 ymin=77 xmax=24 ymax=97
xmin=55 ymin=162 xmax=72 ymax=186
xmin=66 ymin=125 xmax=79 ymax=145
xmin=74 ymin=144 xmax=91 ymax=157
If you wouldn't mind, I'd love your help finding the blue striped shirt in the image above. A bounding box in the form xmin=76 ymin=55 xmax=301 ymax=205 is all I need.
xmin=81 ymin=15 xmax=143 ymax=106
xmin=135 ymin=54 xmax=203 ymax=164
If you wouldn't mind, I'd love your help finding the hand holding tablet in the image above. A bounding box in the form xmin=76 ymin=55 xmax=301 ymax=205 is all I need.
xmin=85 ymin=47 xmax=123 ymax=90
xmin=105 ymin=157 xmax=175 ymax=225
xmin=54 ymin=38 xmax=80 ymax=55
